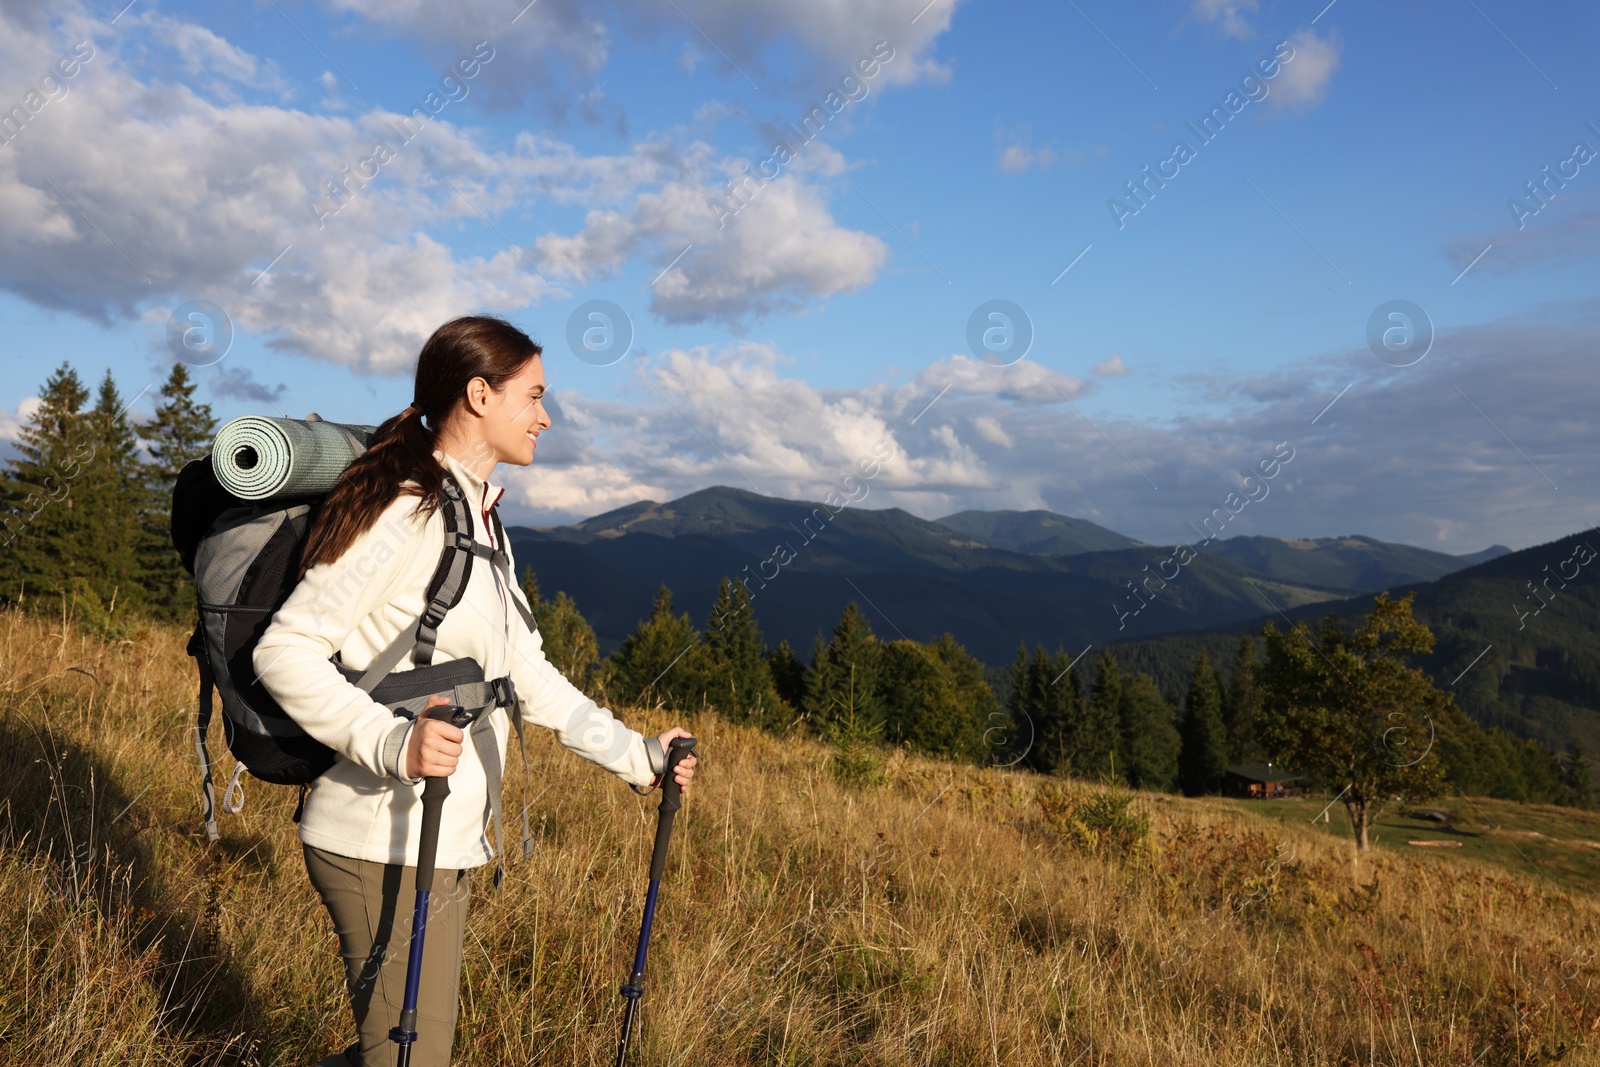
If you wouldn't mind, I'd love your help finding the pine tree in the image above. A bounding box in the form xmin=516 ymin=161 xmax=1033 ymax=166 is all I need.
xmin=76 ymin=370 xmax=147 ymax=616
xmin=1119 ymin=672 xmax=1180 ymax=791
xmin=703 ymin=576 xmax=784 ymax=727
xmin=1076 ymin=651 xmax=1123 ymax=781
xmin=1223 ymin=635 xmax=1267 ymax=764
xmin=605 ymin=585 xmax=710 ymax=711
xmin=1562 ymin=738 xmax=1594 ymax=809
xmin=825 ymin=663 xmax=884 ymax=789
xmin=804 ymin=602 xmax=882 ymax=737
xmin=0 ymin=362 xmax=93 ymax=608
xmin=135 ymin=363 xmax=216 ymax=619
xmin=1041 ymin=646 xmax=1086 ymax=775
xmin=519 ymin=567 xmax=601 ymax=693
xmin=1178 ymin=651 xmax=1229 ymax=795
xmin=1007 ymin=642 xmax=1085 ymax=776
xmin=764 ymin=639 xmax=807 ymax=726
xmin=1007 ymin=643 xmax=1048 ymax=773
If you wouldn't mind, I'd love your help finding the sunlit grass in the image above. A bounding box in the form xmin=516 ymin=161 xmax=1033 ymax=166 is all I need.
xmin=2 ymin=605 xmax=1596 ymax=1065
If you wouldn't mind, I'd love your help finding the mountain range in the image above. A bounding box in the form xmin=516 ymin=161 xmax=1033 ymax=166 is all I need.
xmin=505 ymin=484 xmax=1512 ymax=668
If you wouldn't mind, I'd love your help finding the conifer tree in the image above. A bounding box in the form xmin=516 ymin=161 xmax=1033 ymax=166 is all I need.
xmin=804 ymin=602 xmax=882 ymax=736
xmin=1007 ymin=642 xmax=1085 ymax=775
xmin=1223 ymin=635 xmax=1267 ymax=764
xmin=1041 ymin=646 xmax=1087 ymax=775
xmin=764 ymin=639 xmax=807 ymax=726
xmin=1006 ymin=643 xmax=1048 ymax=773
xmin=77 ymin=370 xmax=147 ymax=614
xmin=703 ymin=576 xmax=784 ymax=727
xmin=606 ymin=585 xmax=710 ymax=711
xmin=0 ymin=362 xmax=93 ymax=607
xmin=825 ymin=663 xmax=885 ymax=789
xmin=519 ymin=567 xmax=600 ymax=692
xmin=1178 ymin=651 xmax=1229 ymax=795
xmin=1119 ymin=672 xmax=1181 ymax=791
xmin=1562 ymin=738 xmax=1594 ymax=809
xmin=136 ymin=363 xmax=216 ymax=618
xmin=1075 ymin=650 xmax=1123 ymax=781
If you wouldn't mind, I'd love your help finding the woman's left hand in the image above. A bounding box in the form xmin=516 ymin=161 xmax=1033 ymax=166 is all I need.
xmin=654 ymin=725 xmax=699 ymax=792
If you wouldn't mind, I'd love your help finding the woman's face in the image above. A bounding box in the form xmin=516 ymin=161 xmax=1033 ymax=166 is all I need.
xmin=478 ymin=357 xmax=551 ymax=468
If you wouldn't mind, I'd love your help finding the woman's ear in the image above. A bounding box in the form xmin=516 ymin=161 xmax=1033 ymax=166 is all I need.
xmin=461 ymin=375 xmax=491 ymax=416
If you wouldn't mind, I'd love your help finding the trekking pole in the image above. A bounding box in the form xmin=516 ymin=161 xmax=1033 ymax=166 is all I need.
xmin=391 ymin=705 xmax=470 ymax=1067
xmin=615 ymin=736 xmax=697 ymax=1067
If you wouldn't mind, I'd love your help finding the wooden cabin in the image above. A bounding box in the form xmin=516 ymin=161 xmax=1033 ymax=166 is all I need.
xmin=1222 ymin=762 xmax=1301 ymax=799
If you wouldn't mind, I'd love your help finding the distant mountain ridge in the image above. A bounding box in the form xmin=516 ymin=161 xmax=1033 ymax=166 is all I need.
xmin=507 ymin=485 xmax=1504 ymax=667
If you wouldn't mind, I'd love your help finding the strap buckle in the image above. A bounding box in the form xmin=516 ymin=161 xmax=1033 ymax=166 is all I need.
xmin=489 ymin=676 xmax=517 ymax=708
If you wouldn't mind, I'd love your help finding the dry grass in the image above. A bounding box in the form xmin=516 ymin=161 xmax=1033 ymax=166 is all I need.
xmin=2 ymin=604 xmax=1597 ymax=1066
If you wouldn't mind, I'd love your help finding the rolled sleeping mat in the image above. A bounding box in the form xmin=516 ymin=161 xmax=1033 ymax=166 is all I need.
xmin=211 ymin=415 xmax=377 ymax=501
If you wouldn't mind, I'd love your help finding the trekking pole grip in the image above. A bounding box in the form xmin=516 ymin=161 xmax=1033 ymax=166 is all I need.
xmin=658 ymin=737 xmax=696 ymax=815
xmin=647 ymin=737 xmax=695 ymax=883
xmin=416 ymin=776 xmax=450 ymax=893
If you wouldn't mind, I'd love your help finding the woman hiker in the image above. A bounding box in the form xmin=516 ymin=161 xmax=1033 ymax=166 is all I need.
xmin=254 ymin=315 xmax=698 ymax=1066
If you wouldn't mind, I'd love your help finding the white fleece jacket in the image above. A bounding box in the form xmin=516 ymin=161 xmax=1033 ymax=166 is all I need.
xmin=253 ymin=448 xmax=661 ymax=869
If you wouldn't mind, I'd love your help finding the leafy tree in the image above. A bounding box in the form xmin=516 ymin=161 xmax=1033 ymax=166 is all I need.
xmin=1075 ymin=650 xmax=1123 ymax=781
xmin=605 ymin=585 xmax=711 ymax=711
xmin=703 ymin=576 xmax=784 ymax=728
xmin=1257 ymin=592 xmax=1449 ymax=850
xmin=1119 ymin=672 xmax=1180 ymax=791
xmin=519 ymin=567 xmax=601 ymax=692
xmin=1223 ymin=635 xmax=1267 ymax=764
xmin=0 ymin=362 xmax=93 ymax=607
xmin=1178 ymin=651 xmax=1229 ymax=795
xmin=804 ymin=602 xmax=882 ymax=736
xmin=135 ymin=363 xmax=216 ymax=619
xmin=879 ymin=632 xmax=997 ymax=762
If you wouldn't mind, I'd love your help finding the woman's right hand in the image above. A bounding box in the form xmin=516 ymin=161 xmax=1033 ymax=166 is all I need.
xmin=405 ymin=695 xmax=464 ymax=779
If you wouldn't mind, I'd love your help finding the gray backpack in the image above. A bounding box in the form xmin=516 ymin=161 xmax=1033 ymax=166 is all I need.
xmin=173 ymin=457 xmax=535 ymax=885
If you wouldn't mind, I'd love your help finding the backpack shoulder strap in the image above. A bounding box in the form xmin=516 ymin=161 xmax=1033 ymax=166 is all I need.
xmin=487 ymin=506 xmax=538 ymax=634
xmin=352 ymin=475 xmax=478 ymax=690
xmin=412 ymin=474 xmax=478 ymax=666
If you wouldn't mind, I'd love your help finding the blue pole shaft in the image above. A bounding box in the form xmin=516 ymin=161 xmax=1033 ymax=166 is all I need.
xmin=631 ymin=880 xmax=661 ymax=976
xmin=403 ymin=890 xmax=431 ymax=1013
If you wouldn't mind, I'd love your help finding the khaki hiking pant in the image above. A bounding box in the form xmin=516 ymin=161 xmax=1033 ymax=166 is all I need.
xmin=303 ymin=843 xmax=471 ymax=1067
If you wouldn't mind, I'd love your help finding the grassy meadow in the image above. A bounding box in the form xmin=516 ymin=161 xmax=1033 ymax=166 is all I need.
xmin=2 ymin=605 xmax=1597 ymax=1066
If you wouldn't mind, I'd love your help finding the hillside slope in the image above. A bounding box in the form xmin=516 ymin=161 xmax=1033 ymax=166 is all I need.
xmin=3 ymin=609 xmax=1597 ymax=1066
xmin=1109 ymin=526 xmax=1600 ymax=766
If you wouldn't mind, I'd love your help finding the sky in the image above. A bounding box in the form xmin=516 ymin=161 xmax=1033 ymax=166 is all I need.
xmin=1 ymin=0 xmax=1597 ymax=553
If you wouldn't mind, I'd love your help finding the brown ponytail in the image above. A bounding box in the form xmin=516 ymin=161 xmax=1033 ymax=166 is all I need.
xmin=297 ymin=315 xmax=542 ymax=579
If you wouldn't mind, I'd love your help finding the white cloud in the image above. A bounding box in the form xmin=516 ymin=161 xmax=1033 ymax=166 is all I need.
xmin=0 ymin=6 xmax=898 ymax=368
xmin=1092 ymin=353 xmax=1130 ymax=377
xmin=318 ymin=0 xmax=957 ymax=115
xmin=0 ymin=396 xmax=40 ymax=445
xmin=490 ymin=311 xmax=1600 ymax=556
xmin=1191 ymin=0 xmax=1257 ymax=39
xmin=972 ymin=415 xmax=1013 ymax=447
xmin=535 ymin=147 xmax=888 ymax=324
xmin=914 ymin=354 xmax=1087 ymax=404
xmin=157 ymin=15 xmax=288 ymax=96
xmin=1272 ymin=30 xmax=1341 ymax=110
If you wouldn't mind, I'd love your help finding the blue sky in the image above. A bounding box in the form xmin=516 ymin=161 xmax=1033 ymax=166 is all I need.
xmin=2 ymin=0 xmax=1597 ymax=552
